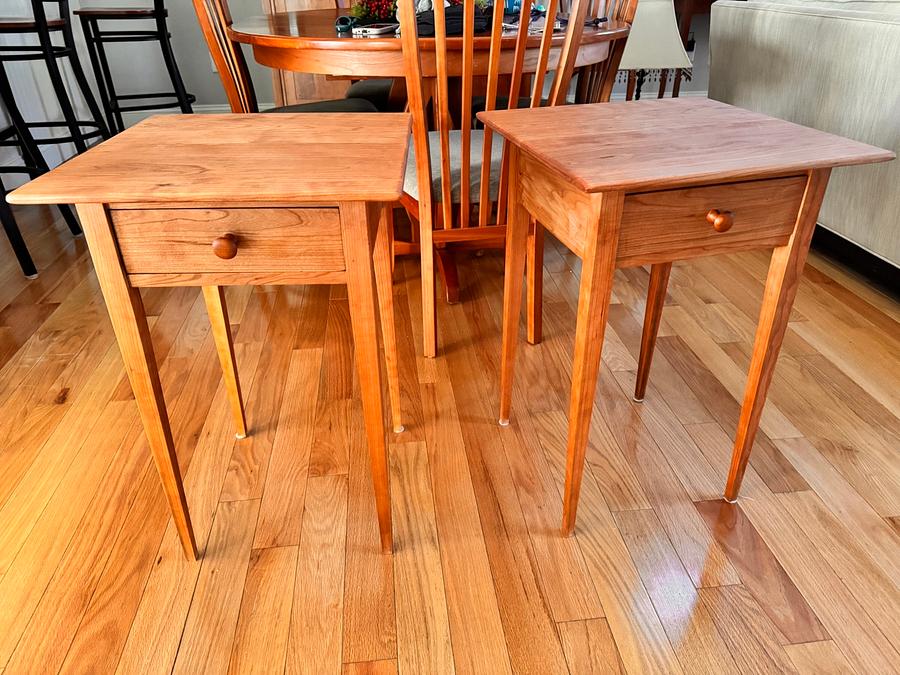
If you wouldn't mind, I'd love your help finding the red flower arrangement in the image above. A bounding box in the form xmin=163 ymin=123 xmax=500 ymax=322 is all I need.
xmin=350 ymin=0 xmax=399 ymax=21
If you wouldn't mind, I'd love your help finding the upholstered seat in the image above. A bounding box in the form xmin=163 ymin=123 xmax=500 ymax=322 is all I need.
xmin=403 ymin=129 xmax=504 ymax=203
xmin=347 ymin=78 xmax=395 ymax=111
xmin=267 ymin=98 xmax=379 ymax=114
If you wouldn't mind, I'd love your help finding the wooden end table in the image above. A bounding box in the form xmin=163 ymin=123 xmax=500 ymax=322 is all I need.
xmin=8 ymin=113 xmax=412 ymax=558
xmin=478 ymin=98 xmax=893 ymax=535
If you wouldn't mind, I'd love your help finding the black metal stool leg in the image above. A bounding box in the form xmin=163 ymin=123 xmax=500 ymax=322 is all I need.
xmin=156 ymin=16 xmax=193 ymax=114
xmin=60 ymin=17 xmax=110 ymax=140
xmin=0 ymin=182 xmax=38 ymax=278
xmin=79 ymin=17 xmax=118 ymax=134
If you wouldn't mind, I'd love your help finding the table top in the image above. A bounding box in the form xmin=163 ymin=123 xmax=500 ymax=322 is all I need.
xmin=8 ymin=113 xmax=412 ymax=205
xmin=229 ymin=8 xmax=629 ymax=51
xmin=478 ymin=98 xmax=895 ymax=193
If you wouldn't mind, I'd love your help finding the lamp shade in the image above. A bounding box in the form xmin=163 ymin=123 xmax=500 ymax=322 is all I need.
xmin=618 ymin=0 xmax=692 ymax=70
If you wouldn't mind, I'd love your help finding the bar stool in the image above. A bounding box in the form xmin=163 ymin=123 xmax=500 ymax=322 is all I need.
xmin=1 ymin=81 xmax=84 ymax=278
xmin=0 ymin=1 xmax=109 ymax=154
xmin=75 ymin=0 xmax=194 ymax=134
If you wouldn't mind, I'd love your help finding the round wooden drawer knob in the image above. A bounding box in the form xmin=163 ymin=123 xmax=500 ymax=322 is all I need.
xmin=707 ymin=209 xmax=734 ymax=233
xmin=212 ymin=233 xmax=238 ymax=259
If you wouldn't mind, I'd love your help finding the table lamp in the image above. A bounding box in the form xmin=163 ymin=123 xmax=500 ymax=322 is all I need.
xmin=618 ymin=0 xmax=692 ymax=99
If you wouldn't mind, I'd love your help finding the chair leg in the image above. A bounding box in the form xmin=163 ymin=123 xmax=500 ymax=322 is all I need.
xmin=156 ymin=15 xmax=193 ymax=114
xmin=435 ymin=248 xmax=459 ymax=304
xmin=202 ymin=285 xmax=247 ymax=439
xmin=725 ymin=169 xmax=830 ymax=501
xmin=0 ymin=186 xmax=37 ymax=278
xmin=634 ymin=262 xmax=672 ymax=402
xmin=526 ymin=219 xmax=543 ymax=344
xmin=79 ymin=17 xmax=119 ymax=134
xmin=420 ymin=222 xmax=437 ymax=358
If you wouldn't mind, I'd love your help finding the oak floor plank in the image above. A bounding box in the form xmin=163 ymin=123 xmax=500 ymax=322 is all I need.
xmin=539 ymin=418 xmax=683 ymax=674
xmin=342 ymin=397 xmax=397 ymax=664
xmin=114 ymin=339 xmax=266 ymax=675
xmin=221 ymin=287 xmax=305 ymax=500
xmin=778 ymin=490 xmax=900 ymax=654
xmin=253 ymin=348 xmax=321 ymax=549
xmin=558 ymin=619 xmax=625 ymax=674
xmin=658 ymin=334 xmax=808 ymax=494
xmin=441 ymin=300 xmax=570 ymax=675
xmin=228 ymin=546 xmax=297 ymax=675
xmin=740 ymin=492 xmax=900 ymax=673
xmin=662 ymin=305 xmax=802 ymax=441
xmin=342 ymin=659 xmax=398 ymax=675
xmin=0 ymin=398 xmax=138 ymax=666
xmin=695 ymin=585 xmax=798 ymax=673
xmin=287 ymin=475 xmax=349 ymax=675
xmin=389 ymin=441 xmax=454 ymax=675
xmin=775 ymin=437 xmax=900 ymax=585
xmin=173 ymin=499 xmax=261 ymax=674
xmin=420 ymin=360 xmax=513 ymax=675
xmin=592 ymin=368 xmax=740 ymax=588
xmin=784 ymin=640 xmax=855 ymax=675
xmin=615 ymin=509 xmax=740 ymax=675
xmin=694 ymin=500 xmax=828 ymax=644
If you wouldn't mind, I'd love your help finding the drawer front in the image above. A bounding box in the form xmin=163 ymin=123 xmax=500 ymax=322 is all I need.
xmin=111 ymin=207 xmax=345 ymax=275
xmin=617 ymin=176 xmax=807 ymax=267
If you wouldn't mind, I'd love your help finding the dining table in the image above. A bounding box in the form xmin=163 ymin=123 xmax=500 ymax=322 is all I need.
xmin=228 ymin=8 xmax=630 ymax=80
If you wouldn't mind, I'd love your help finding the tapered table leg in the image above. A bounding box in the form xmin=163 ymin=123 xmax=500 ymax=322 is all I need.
xmin=76 ymin=204 xmax=198 ymax=560
xmin=202 ymin=285 xmax=247 ymax=439
xmin=561 ymin=192 xmax=624 ymax=536
xmin=498 ymin=146 xmax=530 ymax=426
xmin=526 ymin=220 xmax=544 ymax=345
xmin=725 ymin=169 xmax=830 ymax=500
xmin=373 ymin=204 xmax=404 ymax=434
xmin=341 ymin=201 xmax=393 ymax=554
xmin=634 ymin=261 xmax=672 ymax=402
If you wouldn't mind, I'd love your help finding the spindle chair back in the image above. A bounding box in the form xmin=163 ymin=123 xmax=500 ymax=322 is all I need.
xmin=397 ymin=0 xmax=592 ymax=356
xmin=576 ymin=0 xmax=639 ymax=103
xmin=192 ymin=0 xmax=258 ymax=113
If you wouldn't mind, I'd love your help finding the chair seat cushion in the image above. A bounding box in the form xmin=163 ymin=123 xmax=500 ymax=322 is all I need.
xmin=347 ymin=78 xmax=394 ymax=111
xmin=404 ymin=129 xmax=504 ymax=204
xmin=266 ymin=98 xmax=379 ymax=114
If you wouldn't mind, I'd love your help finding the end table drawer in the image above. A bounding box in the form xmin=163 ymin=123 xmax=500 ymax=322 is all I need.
xmin=111 ymin=207 xmax=345 ymax=274
xmin=617 ymin=176 xmax=808 ymax=266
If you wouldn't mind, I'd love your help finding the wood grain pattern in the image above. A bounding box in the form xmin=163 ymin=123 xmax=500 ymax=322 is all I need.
xmin=228 ymin=546 xmax=297 ymax=675
xmin=694 ymin=499 xmax=828 ymax=644
xmin=7 ymin=115 xmax=412 ymax=205
xmin=1 ymin=203 xmax=899 ymax=673
xmin=617 ymin=176 xmax=807 ymax=266
xmin=558 ymin=619 xmax=625 ymax=675
xmin=477 ymin=98 xmax=894 ymax=194
xmin=113 ymin=208 xmax=345 ymax=274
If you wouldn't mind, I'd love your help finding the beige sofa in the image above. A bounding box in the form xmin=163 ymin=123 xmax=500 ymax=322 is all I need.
xmin=709 ymin=0 xmax=900 ymax=266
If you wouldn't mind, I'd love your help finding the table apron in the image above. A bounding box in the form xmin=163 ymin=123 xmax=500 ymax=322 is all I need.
xmin=518 ymin=154 xmax=808 ymax=267
xmin=251 ymin=41 xmax=610 ymax=78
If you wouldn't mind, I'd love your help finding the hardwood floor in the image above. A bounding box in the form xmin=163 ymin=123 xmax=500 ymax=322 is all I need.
xmin=1 ymin=204 xmax=899 ymax=674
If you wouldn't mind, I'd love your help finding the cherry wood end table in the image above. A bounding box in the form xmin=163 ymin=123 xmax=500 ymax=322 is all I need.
xmin=8 ymin=113 xmax=412 ymax=558
xmin=478 ymin=98 xmax=893 ymax=535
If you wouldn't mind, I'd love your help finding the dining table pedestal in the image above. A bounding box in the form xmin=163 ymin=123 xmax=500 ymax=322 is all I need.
xmin=8 ymin=113 xmax=413 ymax=559
xmin=479 ymin=97 xmax=893 ymax=534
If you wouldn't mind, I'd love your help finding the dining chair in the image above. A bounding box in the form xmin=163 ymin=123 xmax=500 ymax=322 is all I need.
xmin=527 ymin=0 xmax=639 ymax=346
xmin=396 ymin=0 xmax=593 ymax=357
xmin=332 ymin=0 xmax=397 ymax=111
xmin=191 ymin=0 xmax=378 ymax=113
